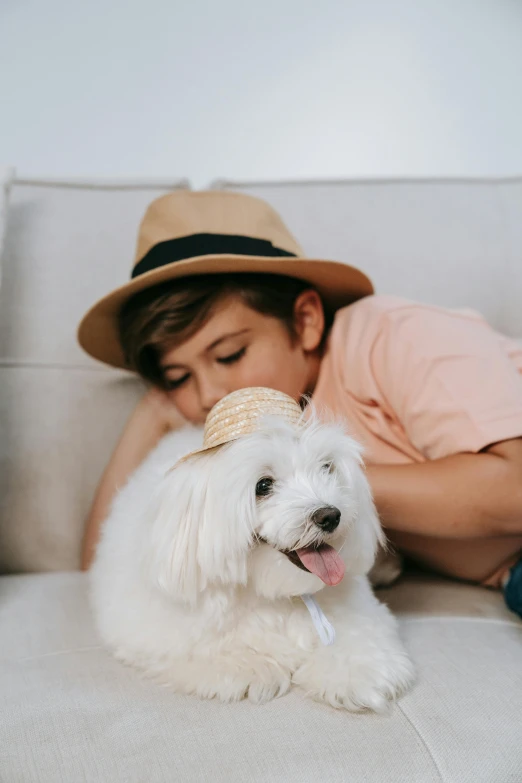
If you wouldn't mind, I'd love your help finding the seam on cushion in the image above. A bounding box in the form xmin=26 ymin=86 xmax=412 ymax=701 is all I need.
xmin=400 ymin=616 xmax=522 ymax=629
xmin=14 ymin=176 xmax=190 ymax=190
xmin=0 ymin=359 xmax=118 ymax=372
xmin=396 ymin=703 xmax=445 ymax=783
xmin=15 ymin=644 xmax=103 ymax=662
xmin=213 ymin=176 xmax=522 ymax=188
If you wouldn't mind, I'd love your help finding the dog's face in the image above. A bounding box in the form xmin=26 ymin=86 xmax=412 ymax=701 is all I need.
xmin=144 ymin=414 xmax=383 ymax=605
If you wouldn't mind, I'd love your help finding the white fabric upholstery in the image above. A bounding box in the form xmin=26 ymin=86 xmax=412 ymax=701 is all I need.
xmin=0 ymin=176 xmax=189 ymax=366
xmin=0 ymin=366 xmax=146 ymax=572
xmin=1 ymin=571 xmax=520 ymax=783
xmin=213 ymin=177 xmax=522 ymax=338
xmin=0 ymin=177 xmax=188 ymax=573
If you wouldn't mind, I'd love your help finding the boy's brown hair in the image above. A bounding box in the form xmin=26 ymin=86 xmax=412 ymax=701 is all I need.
xmin=119 ymin=273 xmax=333 ymax=389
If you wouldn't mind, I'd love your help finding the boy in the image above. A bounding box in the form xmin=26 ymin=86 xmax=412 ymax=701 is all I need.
xmin=78 ymin=191 xmax=522 ymax=616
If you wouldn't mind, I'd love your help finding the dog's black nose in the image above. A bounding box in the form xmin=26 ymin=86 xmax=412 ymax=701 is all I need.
xmin=312 ymin=506 xmax=341 ymax=532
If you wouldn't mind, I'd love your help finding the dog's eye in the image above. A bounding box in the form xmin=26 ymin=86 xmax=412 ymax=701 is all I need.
xmin=322 ymin=461 xmax=334 ymax=473
xmin=256 ymin=477 xmax=274 ymax=497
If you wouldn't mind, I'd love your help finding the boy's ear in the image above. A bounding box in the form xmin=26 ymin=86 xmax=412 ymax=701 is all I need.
xmin=292 ymin=290 xmax=325 ymax=352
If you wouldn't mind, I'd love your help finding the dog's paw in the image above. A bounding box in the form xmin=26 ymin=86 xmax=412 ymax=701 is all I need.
xmin=148 ymin=655 xmax=292 ymax=704
xmin=197 ymin=658 xmax=292 ymax=704
xmin=293 ymin=648 xmax=415 ymax=713
xmin=245 ymin=666 xmax=292 ymax=704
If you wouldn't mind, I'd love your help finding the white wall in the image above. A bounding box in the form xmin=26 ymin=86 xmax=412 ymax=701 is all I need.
xmin=1 ymin=0 xmax=522 ymax=187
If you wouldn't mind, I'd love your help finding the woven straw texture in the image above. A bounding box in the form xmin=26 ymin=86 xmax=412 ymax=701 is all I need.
xmin=202 ymin=387 xmax=302 ymax=449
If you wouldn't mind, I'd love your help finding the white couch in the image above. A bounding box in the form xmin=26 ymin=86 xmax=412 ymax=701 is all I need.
xmin=1 ymin=174 xmax=521 ymax=782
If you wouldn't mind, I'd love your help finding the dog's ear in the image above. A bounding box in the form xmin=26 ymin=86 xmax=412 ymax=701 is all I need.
xmin=336 ymin=437 xmax=385 ymax=576
xmin=195 ymin=443 xmax=257 ymax=587
xmin=143 ymin=447 xmax=256 ymax=605
xmin=143 ymin=459 xmax=206 ymax=606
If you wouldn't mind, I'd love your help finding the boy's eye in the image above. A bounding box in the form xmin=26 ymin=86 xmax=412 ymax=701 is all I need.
xmin=165 ymin=347 xmax=246 ymax=388
xmin=165 ymin=373 xmax=189 ymax=390
xmin=217 ymin=347 xmax=246 ymax=365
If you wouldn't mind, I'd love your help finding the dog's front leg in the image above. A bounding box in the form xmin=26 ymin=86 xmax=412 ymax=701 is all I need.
xmin=292 ymin=577 xmax=415 ymax=712
xmin=146 ymin=649 xmax=293 ymax=704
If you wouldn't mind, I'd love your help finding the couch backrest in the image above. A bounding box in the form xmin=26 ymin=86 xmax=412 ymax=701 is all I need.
xmin=1 ymin=175 xmax=521 ymax=574
xmin=0 ymin=177 xmax=189 ymax=573
xmin=213 ymin=177 xmax=522 ymax=337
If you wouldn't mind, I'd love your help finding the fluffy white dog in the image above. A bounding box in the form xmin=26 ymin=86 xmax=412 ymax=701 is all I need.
xmin=90 ymin=410 xmax=414 ymax=711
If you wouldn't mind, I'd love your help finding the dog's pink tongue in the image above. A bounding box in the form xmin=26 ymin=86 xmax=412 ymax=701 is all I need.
xmin=296 ymin=544 xmax=345 ymax=586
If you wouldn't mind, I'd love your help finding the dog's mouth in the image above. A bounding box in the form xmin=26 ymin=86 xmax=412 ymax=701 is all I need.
xmin=258 ymin=538 xmax=345 ymax=586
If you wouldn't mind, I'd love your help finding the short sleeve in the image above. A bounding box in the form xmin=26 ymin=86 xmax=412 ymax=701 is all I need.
xmin=370 ymin=306 xmax=522 ymax=460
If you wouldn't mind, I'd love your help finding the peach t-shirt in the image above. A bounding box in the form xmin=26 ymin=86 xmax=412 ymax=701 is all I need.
xmin=312 ymin=295 xmax=522 ymax=465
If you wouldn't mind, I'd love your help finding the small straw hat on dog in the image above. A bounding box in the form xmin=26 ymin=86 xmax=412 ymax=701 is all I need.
xmin=175 ymin=387 xmax=304 ymax=466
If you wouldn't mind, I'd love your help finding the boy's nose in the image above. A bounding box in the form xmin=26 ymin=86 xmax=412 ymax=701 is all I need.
xmin=199 ymin=382 xmax=228 ymax=416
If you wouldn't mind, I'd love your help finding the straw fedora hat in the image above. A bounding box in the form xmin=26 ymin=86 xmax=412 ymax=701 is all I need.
xmin=172 ymin=387 xmax=304 ymax=467
xmin=77 ymin=190 xmax=374 ymax=369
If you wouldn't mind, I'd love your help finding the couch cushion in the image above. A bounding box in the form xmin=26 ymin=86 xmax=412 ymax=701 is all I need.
xmin=1 ymin=571 xmax=520 ymax=783
xmin=0 ymin=177 xmax=189 ymax=573
xmin=213 ymin=177 xmax=522 ymax=339
xmin=0 ymin=365 xmax=147 ymax=572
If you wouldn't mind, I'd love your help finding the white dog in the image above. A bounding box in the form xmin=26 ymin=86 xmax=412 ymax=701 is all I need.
xmin=90 ymin=411 xmax=414 ymax=711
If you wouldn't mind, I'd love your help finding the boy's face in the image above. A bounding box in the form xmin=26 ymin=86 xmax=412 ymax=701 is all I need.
xmin=160 ymin=292 xmax=324 ymax=425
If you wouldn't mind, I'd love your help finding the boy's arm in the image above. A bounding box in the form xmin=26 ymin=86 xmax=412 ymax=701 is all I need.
xmin=80 ymin=389 xmax=184 ymax=571
xmin=367 ymin=437 xmax=522 ymax=538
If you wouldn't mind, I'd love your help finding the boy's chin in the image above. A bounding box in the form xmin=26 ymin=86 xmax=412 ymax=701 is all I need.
xmin=248 ymin=544 xmax=326 ymax=599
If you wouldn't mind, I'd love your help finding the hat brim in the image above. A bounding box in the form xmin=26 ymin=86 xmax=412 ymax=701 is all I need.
xmin=77 ymin=254 xmax=374 ymax=369
xmin=167 ymin=442 xmax=225 ymax=470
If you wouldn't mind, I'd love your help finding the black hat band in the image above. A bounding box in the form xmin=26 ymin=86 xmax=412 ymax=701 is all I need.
xmin=132 ymin=233 xmax=297 ymax=279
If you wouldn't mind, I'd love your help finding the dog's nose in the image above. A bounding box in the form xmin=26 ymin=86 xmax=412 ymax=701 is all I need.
xmin=312 ymin=506 xmax=341 ymax=532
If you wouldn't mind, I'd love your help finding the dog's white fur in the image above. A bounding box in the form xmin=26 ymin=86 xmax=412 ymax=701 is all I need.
xmin=90 ymin=413 xmax=414 ymax=711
